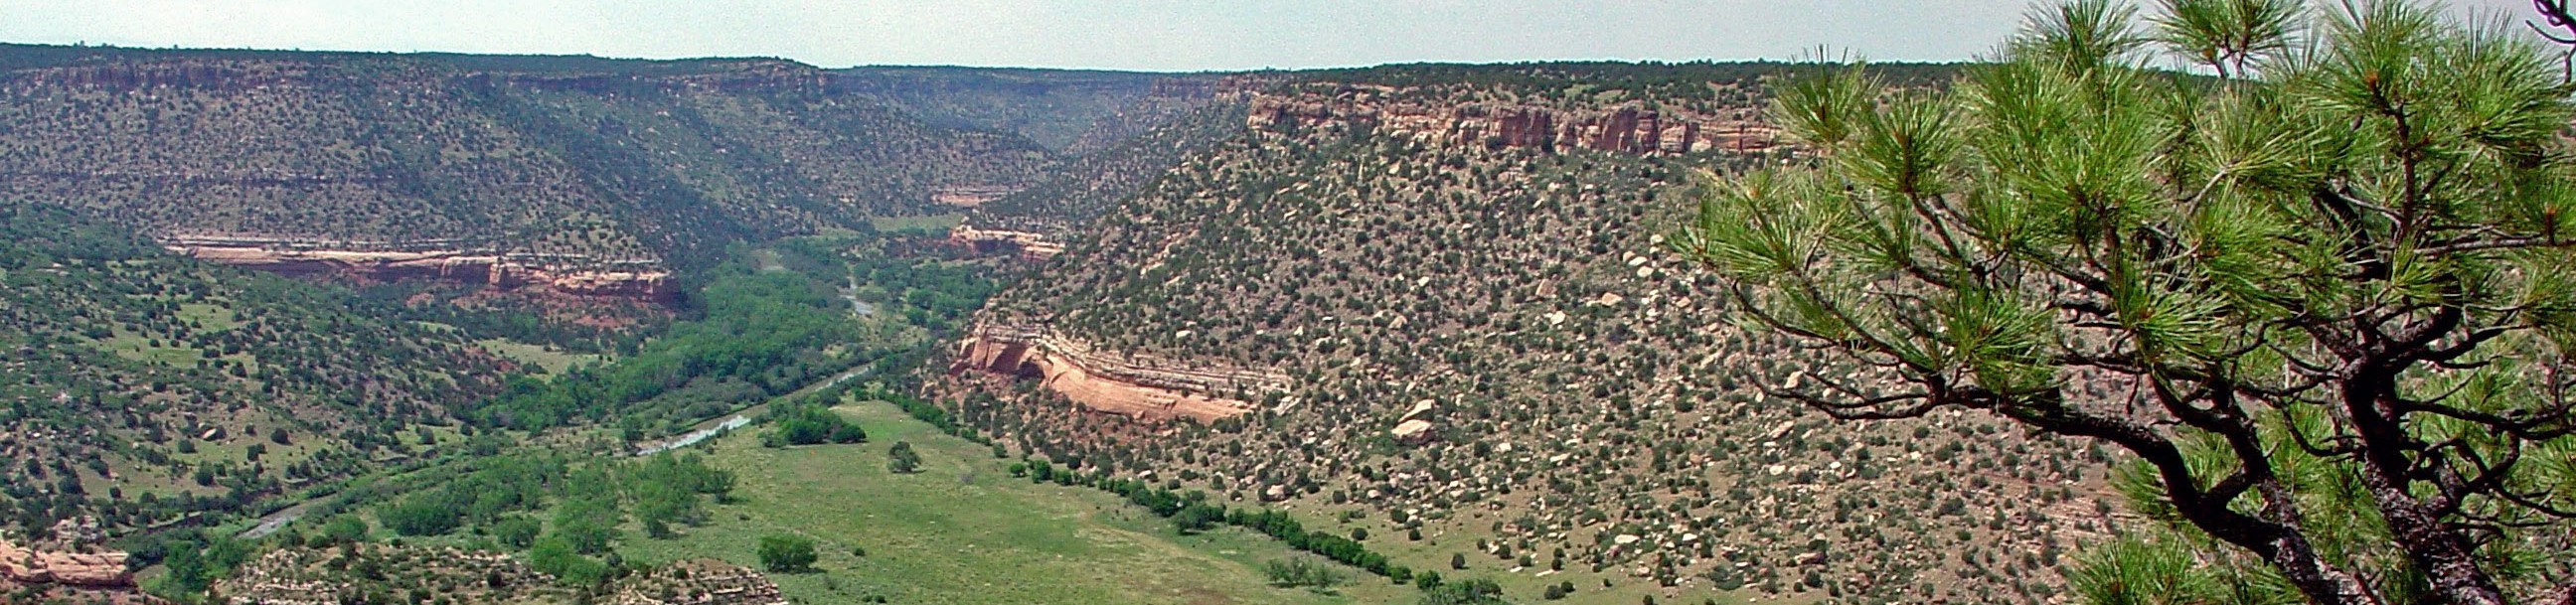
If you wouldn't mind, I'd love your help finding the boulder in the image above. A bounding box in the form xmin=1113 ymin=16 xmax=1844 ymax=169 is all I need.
xmin=1391 ymin=418 xmax=1435 ymax=444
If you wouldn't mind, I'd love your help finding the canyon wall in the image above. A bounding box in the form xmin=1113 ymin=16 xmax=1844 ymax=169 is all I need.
xmin=950 ymin=324 xmax=1287 ymax=421
xmin=1245 ymin=85 xmax=1778 ymax=155
xmin=164 ymin=236 xmax=677 ymax=303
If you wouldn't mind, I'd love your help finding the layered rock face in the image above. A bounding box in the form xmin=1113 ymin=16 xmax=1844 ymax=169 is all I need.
xmin=950 ymin=323 xmax=1287 ymax=421
xmin=0 ymin=537 xmax=134 ymax=588
xmin=0 ymin=48 xmax=1084 ymax=295
xmin=165 ymin=236 xmax=677 ymax=303
xmin=946 ymin=226 xmax=1065 ymax=260
xmin=1246 ymin=84 xmax=1778 ymax=155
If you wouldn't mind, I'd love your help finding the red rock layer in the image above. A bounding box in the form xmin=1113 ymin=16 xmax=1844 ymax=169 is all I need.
xmin=163 ymin=237 xmax=678 ymax=304
xmin=949 ymin=324 xmax=1287 ymax=421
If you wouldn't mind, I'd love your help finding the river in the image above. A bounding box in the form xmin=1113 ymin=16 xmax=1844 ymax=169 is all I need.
xmin=238 ymin=501 xmax=315 ymax=539
xmin=239 ymin=365 xmax=873 ymax=538
xmin=629 ymin=366 xmax=870 ymax=457
xmin=631 ymin=414 xmax=750 ymax=456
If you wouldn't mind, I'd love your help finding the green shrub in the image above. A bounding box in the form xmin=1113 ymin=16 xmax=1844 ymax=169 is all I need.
xmin=757 ymin=534 xmax=819 ymax=573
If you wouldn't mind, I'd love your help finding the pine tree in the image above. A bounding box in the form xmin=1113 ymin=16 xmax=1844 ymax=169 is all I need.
xmin=1674 ymin=1 xmax=2576 ymax=603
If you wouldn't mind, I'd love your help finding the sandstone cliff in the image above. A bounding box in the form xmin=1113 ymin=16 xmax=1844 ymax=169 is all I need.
xmin=947 ymin=225 xmax=1065 ymax=260
xmin=0 ymin=48 xmax=1087 ymax=285
xmin=0 ymin=536 xmax=134 ymax=588
xmin=164 ymin=235 xmax=677 ymax=303
xmin=950 ymin=324 xmax=1287 ymax=421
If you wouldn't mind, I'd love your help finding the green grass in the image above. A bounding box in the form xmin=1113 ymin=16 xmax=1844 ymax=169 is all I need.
xmin=98 ymin=298 xmax=241 ymax=365
xmin=174 ymin=301 xmax=242 ymax=331
xmin=867 ymin=214 xmax=964 ymax=233
xmin=611 ymin=401 xmax=1412 ymax=605
xmin=102 ymin=332 xmax=205 ymax=365
xmin=474 ymin=338 xmax=600 ymax=377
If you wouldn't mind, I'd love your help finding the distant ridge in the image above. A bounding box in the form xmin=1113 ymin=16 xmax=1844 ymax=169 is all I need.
xmin=0 ymin=43 xmax=1242 ymax=298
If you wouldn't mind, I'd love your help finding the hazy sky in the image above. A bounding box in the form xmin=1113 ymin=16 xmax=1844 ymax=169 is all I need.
xmin=0 ymin=1 xmax=2545 ymax=72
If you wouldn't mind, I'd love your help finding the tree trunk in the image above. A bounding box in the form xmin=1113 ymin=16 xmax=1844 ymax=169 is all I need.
xmin=2253 ymin=532 xmax=2378 ymax=605
xmin=2241 ymin=481 xmax=2379 ymax=605
xmin=2359 ymin=470 xmax=2509 ymax=605
xmin=2349 ymin=373 xmax=2510 ymax=605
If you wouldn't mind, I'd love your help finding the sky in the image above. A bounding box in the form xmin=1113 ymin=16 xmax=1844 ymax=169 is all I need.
xmin=0 ymin=0 xmax=2546 ymax=73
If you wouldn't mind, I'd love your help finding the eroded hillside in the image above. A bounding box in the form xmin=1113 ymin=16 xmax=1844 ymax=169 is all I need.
xmin=965 ymin=98 xmax=1256 ymax=229
xmin=211 ymin=543 xmax=787 ymax=605
xmin=939 ymin=64 xmax=2107 ymax=604
xmin=832 ymin=67 xmax=1250 ymax=156
xmin=0 ymin=207 xmax=510 ymax=540
xmin=0 ymin=46 xmax=1246 ymax=302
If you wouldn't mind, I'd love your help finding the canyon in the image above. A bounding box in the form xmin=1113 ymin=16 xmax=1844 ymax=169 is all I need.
xmin=921 ymin=63 xmax=2120 ymax=605
xmin=0 ymin=45 xmax=1237 ymax=300
xmin=952 ymin=80 xmax=1782 ymax=425
xmin=949 ymin=323 xmax=1288 ymax=421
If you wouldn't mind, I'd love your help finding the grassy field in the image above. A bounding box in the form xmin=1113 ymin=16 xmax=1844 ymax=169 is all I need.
xmin=173 ymin=301 xmax=242 ymax=330
xmin=474 ymin=338 xmax=601 ymax=377
xmin=612 ymin=401 xmax=1414 ymax=605
xmin=867 ymin=214 xmax=964 ymax=233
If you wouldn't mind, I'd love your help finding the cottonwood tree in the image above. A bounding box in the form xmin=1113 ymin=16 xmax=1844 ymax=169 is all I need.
xmin=1673 ymin=1 xmax=2576 ymax=603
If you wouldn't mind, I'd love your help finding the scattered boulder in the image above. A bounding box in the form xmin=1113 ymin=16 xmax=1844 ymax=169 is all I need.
xmin=1391 ymin=418 xmax=1436 ymax=444
xmin=609 ymin=559 xmax=787 ymax=605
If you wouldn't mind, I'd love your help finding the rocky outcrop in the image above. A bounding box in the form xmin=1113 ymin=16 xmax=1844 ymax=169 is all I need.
xmin=0 ymin=532 xmax=160 ymax=605
xmin=209 ymin=545 xmax=786 ymax=605
xmin=608 ymin=559 xmax=787 ymax=605
xmin=215 ymin=544 xmax=561 ymax=605
xmin=930 ymin=184 xmax=1021 ymax=207
xmin=1390 ymin=398 xmax=1438 ymax=444
xmin=951 ymin=324 xmax=1288 ymax=421
xmin=163 ymin=236 xmax=677 ymax=303
xmin=948 ymin=226 xmax=1065 ymax=260
xmin=1246 ymin=85 xmax=1778 ymax=155
xmin=0 ymin=60 xmax=302 ymax=91
xmin=0 ymin=535 xmax=135 ymax=588
xmin=487 ymin=59 xmax=832 ymax=95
